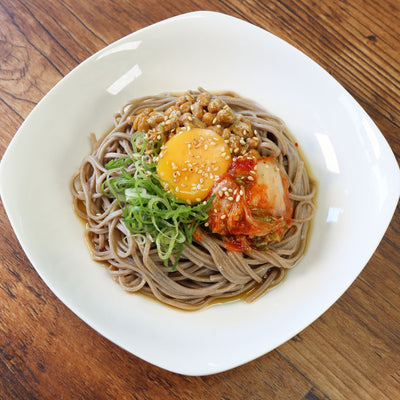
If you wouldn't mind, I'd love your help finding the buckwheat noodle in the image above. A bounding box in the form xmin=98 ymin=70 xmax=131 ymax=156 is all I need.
xmin=71 ymin=89 xmax=316 ymax=310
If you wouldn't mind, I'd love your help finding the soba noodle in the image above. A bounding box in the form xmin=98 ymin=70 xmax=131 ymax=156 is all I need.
xmin=71 ymin=89 xmax=316 ymax=310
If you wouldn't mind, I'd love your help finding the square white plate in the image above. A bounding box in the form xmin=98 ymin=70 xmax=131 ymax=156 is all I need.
xmin=1 ymin=11 xmax=399 ymax=375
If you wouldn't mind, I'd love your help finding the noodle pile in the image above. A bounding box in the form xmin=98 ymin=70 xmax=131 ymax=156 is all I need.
xmin=71 ymin=89 xmax=316 ymax=310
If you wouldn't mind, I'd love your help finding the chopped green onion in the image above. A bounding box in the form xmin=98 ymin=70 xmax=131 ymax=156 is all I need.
xmin=102 ymin=132 xmax=213 ymax=269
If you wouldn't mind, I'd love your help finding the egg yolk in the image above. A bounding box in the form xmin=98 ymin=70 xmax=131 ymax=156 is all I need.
xmin=157 ymin=128 xmax=231 ymax=203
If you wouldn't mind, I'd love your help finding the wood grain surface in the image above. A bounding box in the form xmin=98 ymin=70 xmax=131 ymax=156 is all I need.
xmin=1 ymin=0 xmax=399 ymax=399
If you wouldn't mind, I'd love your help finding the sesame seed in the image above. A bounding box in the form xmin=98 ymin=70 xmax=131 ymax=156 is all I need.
xmin=212 ymin=117 xmax=217 ymax=124
xmin=176 ymin=187 xmax=180 ymax=192
xmin=236 ymin=195 xmax=241 ymax=202
xmin=204 ymin=222 xmax=209 ymax=227
xmin=204 ymin=144 xmax=208 ymax=150
xmin=221 ymin=152 xmax=227 ymax=157
xmin=224 ymin=156 xmax=230 ymax=160
xmin=247 ymin=176 xmax=254 ymax=181
xmin=228 ymin=196 xmax=233 ymax=201
xmin=250 ymin=170 xmax=256 ymax=175
xmin=196 ymin=198 xmax=201 ymax=202
xmin=221 ymin=214 xmax=226 ymax=220
xmin=218 ymin=190 xmax=224 ymax=197
xmin=200 ymin=178 xmax=204 ymax=184
xmin=181 ymin=183 xmax=187 ymax=187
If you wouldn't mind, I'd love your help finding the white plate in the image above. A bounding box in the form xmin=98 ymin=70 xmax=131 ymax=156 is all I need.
xmin=0 ymin=11 xmax=399 ymax=376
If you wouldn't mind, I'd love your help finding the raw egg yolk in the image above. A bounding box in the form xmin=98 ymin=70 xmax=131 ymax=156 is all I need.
xmin=157 ymin=128 xmax=231 ymax=203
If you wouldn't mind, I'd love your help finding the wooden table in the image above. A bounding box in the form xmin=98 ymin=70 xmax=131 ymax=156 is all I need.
xmin=1 ymin=1 xmax=399 ymax=399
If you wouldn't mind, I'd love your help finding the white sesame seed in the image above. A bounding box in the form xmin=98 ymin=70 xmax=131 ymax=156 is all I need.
xmin=205 ymin=222 xmax=209 ymax=227
xmin=221 ymin=214 xmax=226 ymax=220
xmin=236 ymin=195 xmax=241 ymax=202
xmin=247 ymin=176 xmax=254 ymax=181
xmin=224 ymin=156 xmax=230 ymax=160
xmin=204 ymin=144 xmax=208 ymax=150
xmin=228 ymin=196 xmax=233 ymax=201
